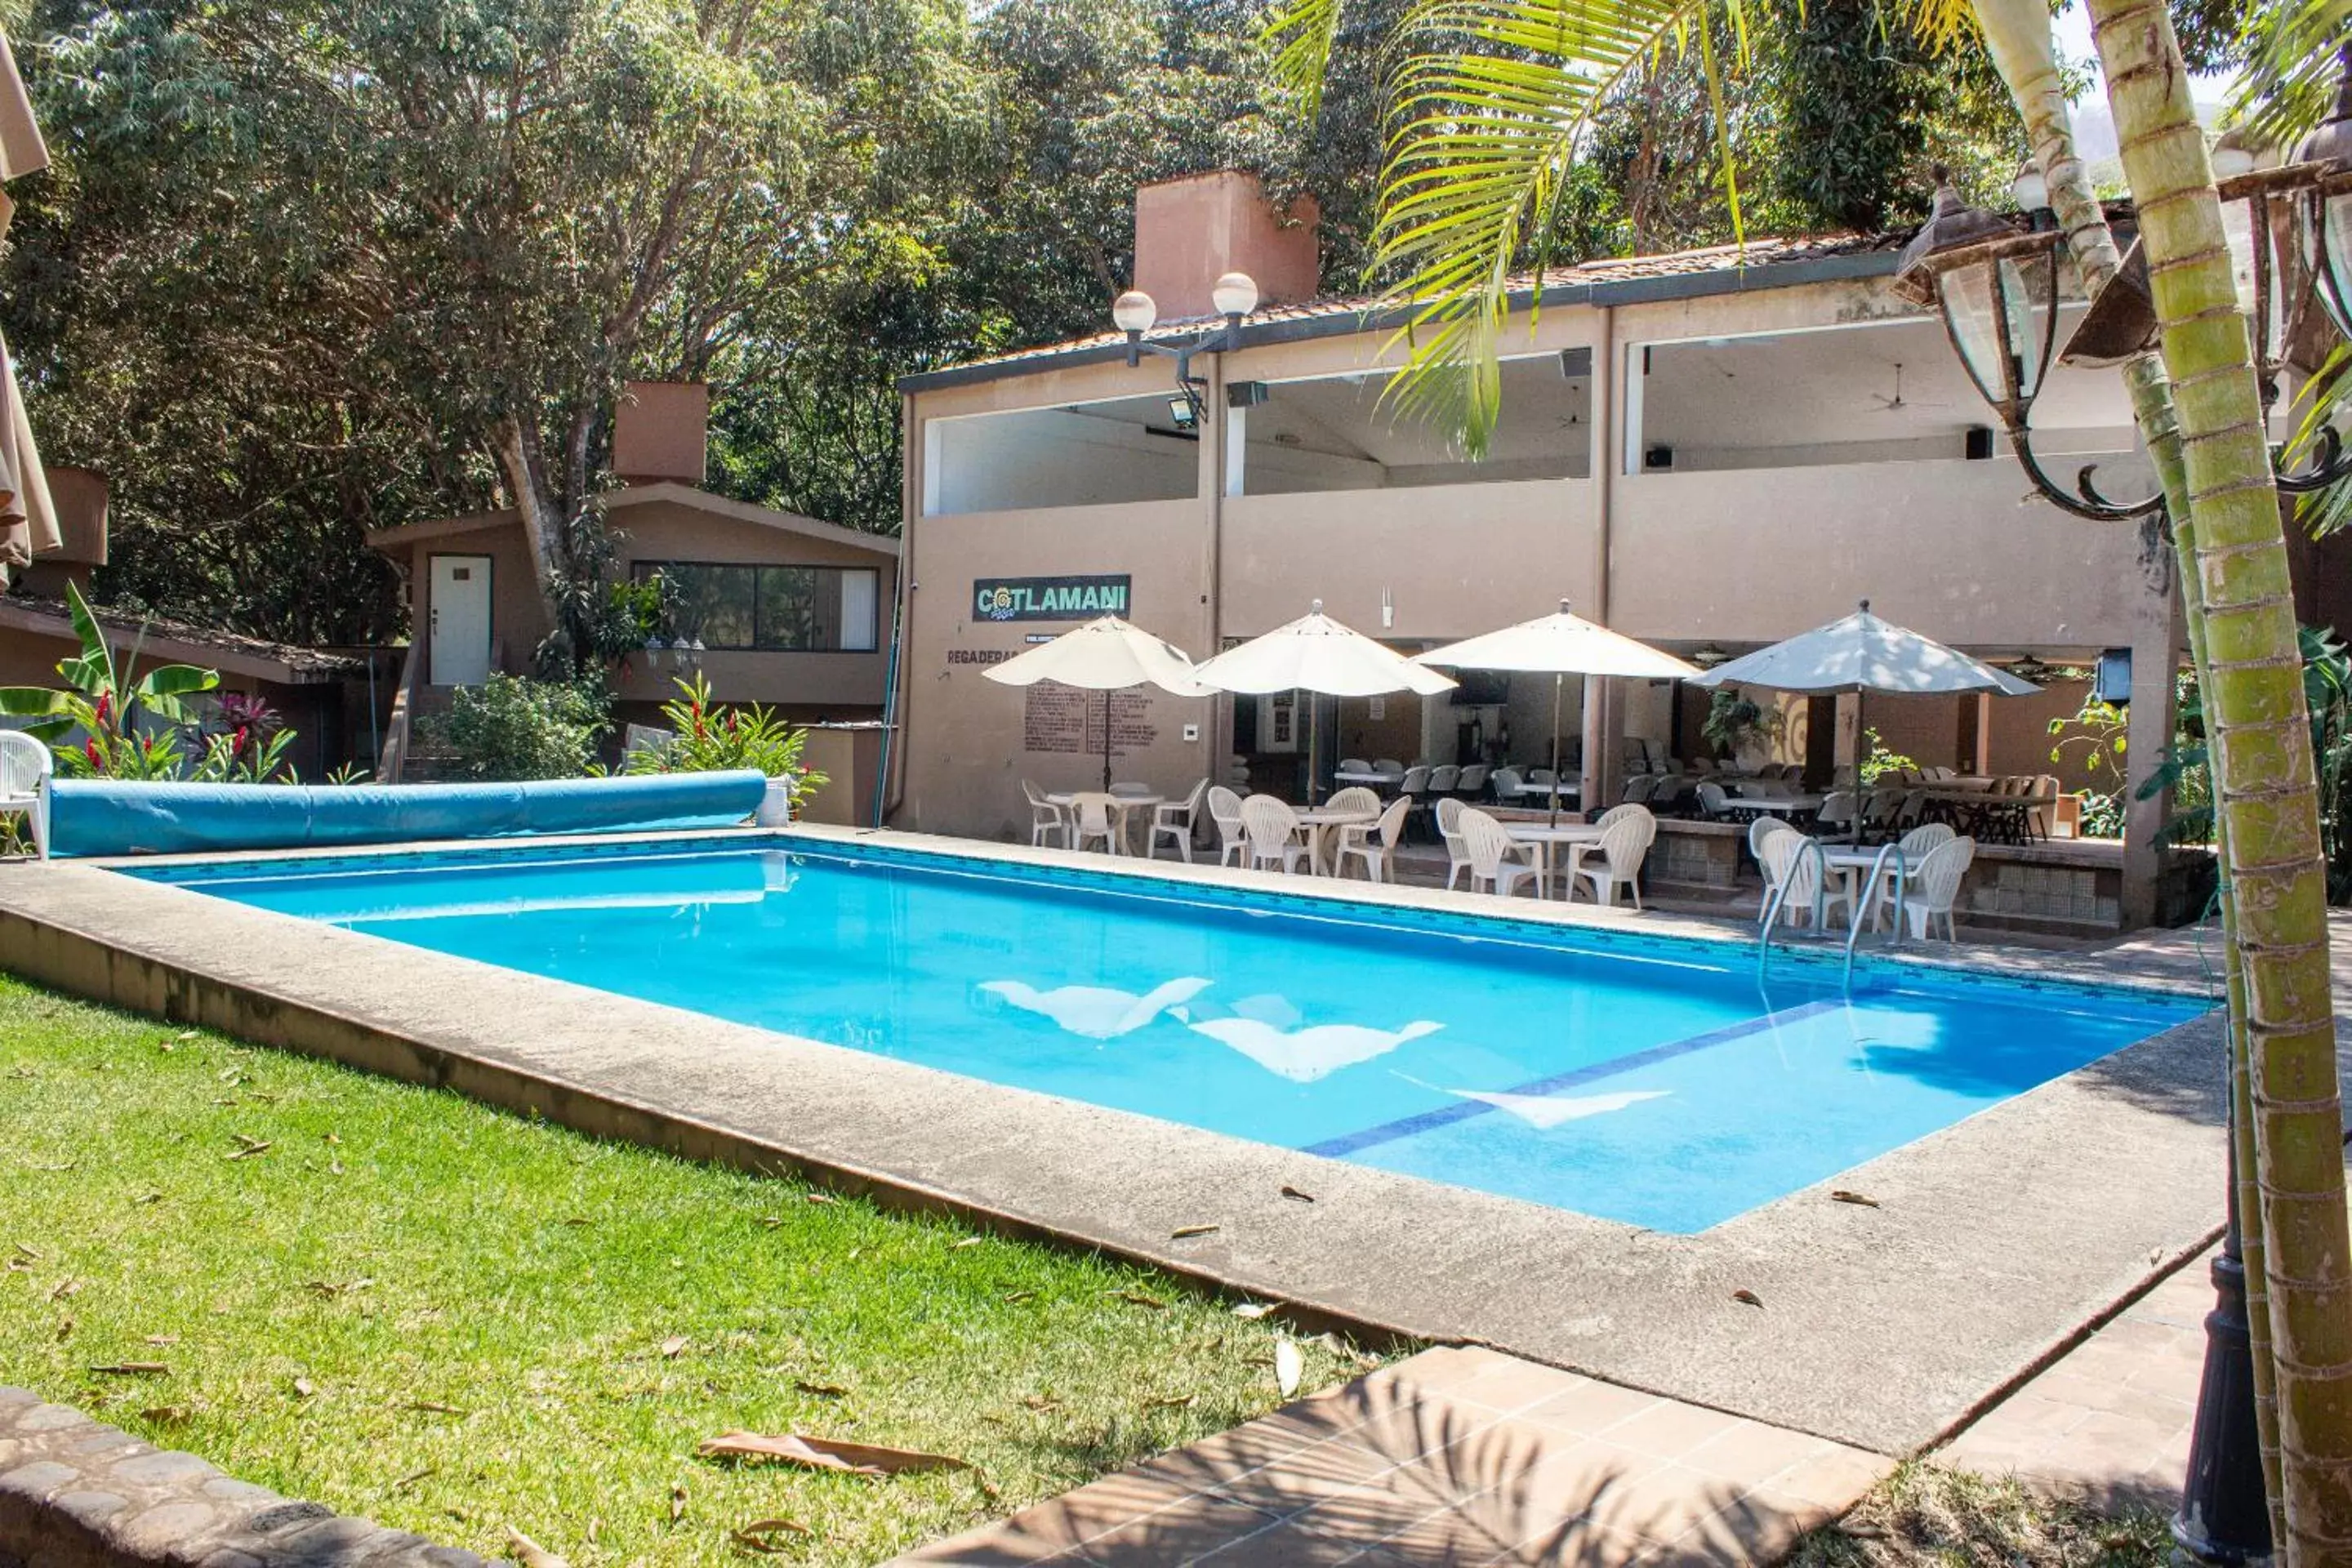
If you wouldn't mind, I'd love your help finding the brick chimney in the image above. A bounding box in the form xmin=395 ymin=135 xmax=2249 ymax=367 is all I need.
xmin=612 ymin=381 xmax=709 ymax=487
xmin=1132 ymin=172 xmax=1321 ymax=319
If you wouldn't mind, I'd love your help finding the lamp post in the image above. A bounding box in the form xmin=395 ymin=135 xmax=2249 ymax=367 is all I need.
xmin=1891 ymin=62 xmax=2352 ymax=1566
xmin=1111 ymin=270 xmax=1261 ymax=426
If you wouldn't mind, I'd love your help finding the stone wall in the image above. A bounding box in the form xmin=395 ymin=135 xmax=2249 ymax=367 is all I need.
xmin=0 ymin=1388 xmax=493 ymax=1568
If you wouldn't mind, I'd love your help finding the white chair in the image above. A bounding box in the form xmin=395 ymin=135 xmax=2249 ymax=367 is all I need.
xmin=1816 ymin=791 xmax=1857 ymax=837
xmin=1622 ymin=774 xmax=1658 ymax=808
xmin=1436 ymin=797 xmax=1472 ymax=890
xmin=1904 ymin=836 xmax=1976 ymax=942
xmin=1760 ymin=831 xmax=1827 ymax=929
xmin=1240 ymin=795 xmax=1312 ymax=874
xmin=1373 ymin=757 xmax=1405 ymax=777
xmin=1864 ymin=822 xmax=1958 ymax=931
xmin=1022 ymin=780 xmax=1067 ymax=849
xmin=1325 ymin=786 xmax=1381 ymax=817
xmin=1339 ymin=756 xmax=1371 ymax=776
xmin=1569 ymin=807 xmax=1655 ymax=909
xmin=1748 ymin=815 xmax=1794 ymax=924
xmin=1458 ymin=808 xmax=1542 ymax=899
xmin=1 ymin=731 xmax=51 ymax=860
xmin=1427 ymin=764 xmax=1460 ymax=796
xmin=1695 ymin=781 xmax=1733 ymax=819
xmin=1151 ymin=779 xmax=1208 ymax=862
xmin=1067 ymin=792 xmax=1121 ymax=855
xmin=1490 ymin=766 xmax=1523 ymax=803
xmin=1457 ymin=764 xmax=1490 ymax=798
xmin=1207 ymin=786 xmax=1248 ymax=866
xmin=1334 ymin=796 xmax=1414 ymax=883
xmin=1592 ymin=802 xmax=1647 ymax=832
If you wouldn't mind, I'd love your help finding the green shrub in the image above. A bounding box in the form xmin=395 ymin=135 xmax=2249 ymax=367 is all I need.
xmin=621 ymin=674 xmax=827 ymax=810
xmin=425 ymin=675 xmax=610 ymax=781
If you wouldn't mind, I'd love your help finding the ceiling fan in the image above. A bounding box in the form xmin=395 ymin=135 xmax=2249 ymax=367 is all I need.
xmin=1869 ymin=362 xmax=1950 ymax=412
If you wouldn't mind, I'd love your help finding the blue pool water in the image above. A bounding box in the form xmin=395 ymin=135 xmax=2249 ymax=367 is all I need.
xmin=127 ymin=840 xmax=2206 ymax=1232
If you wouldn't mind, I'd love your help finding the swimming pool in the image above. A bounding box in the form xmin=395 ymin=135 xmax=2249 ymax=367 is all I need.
xmin=127 ymin=837 xmax=2205 ymax=1232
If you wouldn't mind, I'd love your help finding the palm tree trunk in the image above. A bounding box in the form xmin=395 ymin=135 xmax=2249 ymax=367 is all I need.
xmin=1967 ymin=0 xmax=2287 ymax=1523
xmin=2086 ymin=2 xmax=2352 ymax=1560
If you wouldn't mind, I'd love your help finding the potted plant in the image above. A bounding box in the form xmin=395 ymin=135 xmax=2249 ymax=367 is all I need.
xmin=1700 ymin=688 xmax=1784 ymax=768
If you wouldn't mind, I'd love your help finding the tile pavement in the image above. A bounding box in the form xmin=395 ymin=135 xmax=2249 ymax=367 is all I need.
xmin=1936 ymin=1246 xmax=2213 ymax=1508
xmin=894 ymin=1348 xmax=1890 ymax=1567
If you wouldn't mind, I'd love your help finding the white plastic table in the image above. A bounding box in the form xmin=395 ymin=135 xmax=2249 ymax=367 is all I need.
xmin=1294 ymin=805 xmax=1380 ymax=875
xmin=1331 ymin=768 xmax=1403 ymax=788
xmin=1503 ymin=821 xmax=1603 ymax=899
xmin=1045 ymin=791 xmax=1164 ymax=855
xmin=1817 ymin=843 xmax=1909 ymax=929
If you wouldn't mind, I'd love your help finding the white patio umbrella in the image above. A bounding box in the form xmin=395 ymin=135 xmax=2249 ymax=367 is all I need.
xmin=984 ymin=615 xmax=1211 ymax=791
xmin=1683 ymin=599 xmax=2038 ymax=796
xmin=1416 ymin=599 xmax=1699 ymax=824
xmin=1191 ymin=600 xmax=1455 ymax=804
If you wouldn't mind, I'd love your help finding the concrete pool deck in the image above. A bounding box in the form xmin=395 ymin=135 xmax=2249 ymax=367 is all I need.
xmin=0 ymin=824 xmax=2292 ymax=1462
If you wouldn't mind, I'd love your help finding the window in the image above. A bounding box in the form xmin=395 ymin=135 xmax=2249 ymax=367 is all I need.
xmin=635 ymin=563 xmax=880 ymax=652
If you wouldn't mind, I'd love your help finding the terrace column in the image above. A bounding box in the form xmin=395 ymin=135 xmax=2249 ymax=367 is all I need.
xmin=2118 ymin=566 xmax=2185 ymax=929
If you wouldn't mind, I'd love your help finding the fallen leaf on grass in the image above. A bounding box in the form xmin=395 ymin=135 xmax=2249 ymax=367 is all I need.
xmin=1829 ymin=1190 xmax=1880 ymax=1208
xmin=132 ymin=1192 xmax=165 ymax=1206
xmin=952 ymin=1236 xmax=983 ymax=1250
xmin=47 ymin=1278 xmax=81 ymax=1302
xmin=696 ymin=1430 xmax=970 ymax=1477
xmin=661 ymin=1336 xmax=689 ymax=1359
xmin=1144 ymin=1393 xmax=1196 ymax=1410
xmin=140 ymin=1406 xmax=189 ymax=1423
xmin=1002 ymin=1290 xmax=1036 ymax=1304
xmin=1274 ymin=1339 xmax=1303 ymax=1397
xmin=562 ymin=1216 xmax=590 ymax=1227
xmin=55 ymin=1316 xmax=74 ymax=1343
xmin=1018 ymin=1394 xmax=1063 ymax=1412
xmin=90 ymin=1362 xmax=170 ymax=1377
xmin=1232 ymin=1301 xmax=1279 ymax=1321
xmin=225 ymin=1138 xmax=274 ymax=1162
xmin=667 ymin=1484 xmax=688 ymax=1524
xmin=731 ymin=1518 xmax=812 ymax=1553
xmin=305 ymin=1278 xmax=373 ymax=1298
xmin=1109 ymin=1290 xmax=1166 ymax=1310
xmin=394 ymin=1467 xmax=436 ymax=1492
xmin=1280 ymin=1185 xmax=1315 ymax=1203
xmin=804 ymin=1192 xmax=835 ymax=1206
xmin=144 ymin=1334 xmax=180 ymax=1347
xmin=292 ymin=1377 xmax=318 ymax=1398
xmin=794 ymin=1380 xmax=848 ymax=1398
xmin=406 ymin=1401 xmax=466 ymax=1415
xmin=12 ymin=1242 xmax=38 ymax=1260
xmin=1170 ymin=1223 xmax=1219 ymax=1240
xmin=1731 ymin=1289 xmax=1763 ymax=1308
xmin=758 ymin=1216 xmax=785 ymax=1230
xmin=176 ymin=1029 xmax=198 ymax=1041
xmin=323 ymin=1132 xmax=342 ymax=1146
xmin=25 ymin=1160 xmax=75 ymax=1172
xmin=504 ymin=1526 xmax=571 ymax=1568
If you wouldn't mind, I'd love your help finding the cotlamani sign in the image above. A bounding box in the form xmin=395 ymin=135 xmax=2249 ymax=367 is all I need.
xmin=973 ymin=575 xmax=1131 ymax=622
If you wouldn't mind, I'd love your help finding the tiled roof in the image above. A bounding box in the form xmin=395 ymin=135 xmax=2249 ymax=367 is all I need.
xmin=0 ymin=594 xmax=366 ymax=681
xmin=931 ymin=230 xmax=1901 ymax=381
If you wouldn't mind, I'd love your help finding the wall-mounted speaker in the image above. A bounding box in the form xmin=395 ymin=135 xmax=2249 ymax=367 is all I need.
xmin=1964 ymin=426 xmax=1995 ymax=461
xmin=1226 ymin=381 xmax=1270 ymax=408
xmin=1644 ymin=445 xmax=1675 ymax=470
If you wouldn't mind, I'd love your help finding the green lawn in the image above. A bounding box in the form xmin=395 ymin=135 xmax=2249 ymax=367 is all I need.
xmin=0 ymin=976 xmax=1378 ymax=1565
xmin=1791 ymin=1461 xmax=2172 ymax=1568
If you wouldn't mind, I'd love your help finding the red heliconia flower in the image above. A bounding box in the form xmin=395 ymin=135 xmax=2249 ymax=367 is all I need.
xmin=93 ymin=691 xmax=111 ymax=728
xmin=85 ymin=739 xmax=104 ymax=773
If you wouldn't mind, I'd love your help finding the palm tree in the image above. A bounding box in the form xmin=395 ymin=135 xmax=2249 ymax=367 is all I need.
xmin=1261 ymin=0 xmax=2352 ymax=1554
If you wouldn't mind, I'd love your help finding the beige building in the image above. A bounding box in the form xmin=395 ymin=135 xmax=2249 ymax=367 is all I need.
xmin=887 ymin=172 xmax=2221 ymax=927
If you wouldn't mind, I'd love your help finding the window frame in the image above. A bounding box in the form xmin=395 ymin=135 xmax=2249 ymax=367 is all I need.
xmin=631 ymin=560 xmax=882 ymax=654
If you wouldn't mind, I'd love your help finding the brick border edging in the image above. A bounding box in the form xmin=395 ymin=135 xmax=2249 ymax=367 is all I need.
xmin=0 ymin=1386 xmax=501 ymax=1568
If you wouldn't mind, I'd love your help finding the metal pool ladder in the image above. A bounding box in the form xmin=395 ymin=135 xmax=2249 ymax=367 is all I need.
xmin=1757 ymin=838 xmax=1904 ymax=988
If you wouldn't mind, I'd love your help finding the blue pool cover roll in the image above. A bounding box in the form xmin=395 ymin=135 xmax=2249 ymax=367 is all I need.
xmin=47 ymin=770 xmax=769 ymax=858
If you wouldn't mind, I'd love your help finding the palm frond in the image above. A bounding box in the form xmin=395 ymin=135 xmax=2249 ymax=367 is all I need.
xmin=2229 ymin=0 xmax=2349 ymax=150
xmin=1370 ymin=0 xmax=1720 ymax=456
xmin=1904 ymin=0 xmax=1981 ymax=60
xmin=1263 ymin=0 xmax=1351 ymax=123
xmin=2288 ymin=342 xmax=2352 ymax=538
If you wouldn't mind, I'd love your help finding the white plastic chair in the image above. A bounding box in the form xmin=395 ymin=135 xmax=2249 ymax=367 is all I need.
xmin=1816 ymin=791 xmax=1857 ymax=837
xmin=1696 ymin=781 xmax=1733 ymax=820
xmin=1334 ymin=796 xmax=1414 ymax=883
xmin=1489 ymin=766 xmax=1523 ymax=804
xmin=1760 ymin=830 xmax=1826 ymax=929
xmin=1 ymin=731 xmax=51 ymax=860
xmin=1749 ymin=815 xmax=1795 ymax=924
xmin=1239 ymin=795 xmax=1311 ymax=874
xmin=1151 ymin=779 xmax=1209 ymax=862
xmin=1207 ymin=786 xmax=1248 ymax=866
xmin=1592 ymin=802 xmax=1647 ymax=832
xmin=1458 ymin=808 xmax=1542 ymax=899
xmin=1457 ymin=764 xmax=1490 ymax=797
xmin=1021 ymin=779 xmax=1067 ymax=849
xmin=1067 ymin=792 xmax=1121 ymax=855
xmin=1427 ymin=764 xmax=1461 ymax=795
xmin=1436 ymin=797 xmax=1472 ymax=890
xmin=1325 ymin=786 xmax=1381 ymax=817
xmin=1569 ymin=807 xmax=1655 ymax=908
xmin=1373 ymin=757 xmax=1405 ymax=777
xmin=1338 ymin=756 xmax=1370 ymax=776
xmin=1904 ymin=835 xmax=1976 ymax=941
